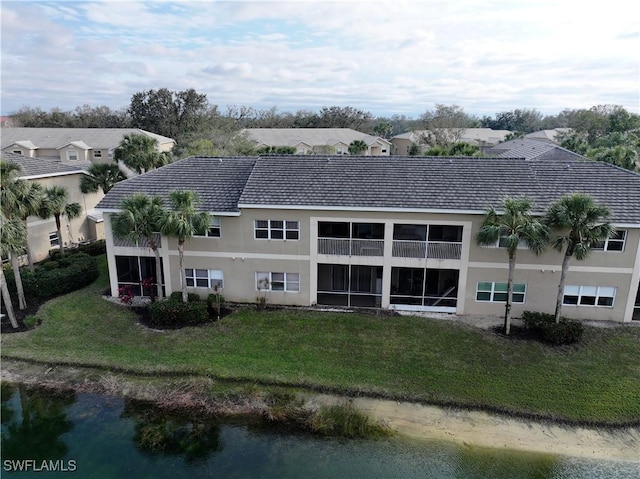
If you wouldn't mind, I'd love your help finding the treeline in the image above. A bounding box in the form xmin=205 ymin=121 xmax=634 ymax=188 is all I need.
xmin=6 ymin=88 xmax=640 ymax=170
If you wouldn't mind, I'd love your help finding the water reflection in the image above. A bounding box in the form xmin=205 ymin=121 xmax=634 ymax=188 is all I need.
xmin=121 ymin=399 xmax=222 ymax=463
xmin=1 ymin=383 xmax=74 ymax=462
xmin=1 ymin=383 xmax=638 ymax=479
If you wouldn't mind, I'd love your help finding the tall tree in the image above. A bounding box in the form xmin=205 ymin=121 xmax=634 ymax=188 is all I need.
xmin=111 ymin=193 xmax=166 ymax=299
xmin=38 ymin=186 xmax=82 ymax=258
xmin=544 ymin=194 xmax=614 ymax=323
xmin=418 ymin=104 xmax=479 ymax=147
xmin=128 ymin=88 xmax=209 ymax=140
xmin=80 ymin=163 xmax=127 ymax=194
xmin=475 ymin=197 xmax=549 ymax=334
xmin=113 ymin=133 xmax=170 ymax=175
xmin=158 ymin=191 xmax=209 ymax=303
xmin=0 ymin=213 xmax=26 ymax=326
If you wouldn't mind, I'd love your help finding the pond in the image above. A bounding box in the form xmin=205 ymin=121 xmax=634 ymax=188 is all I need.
xmin=1 ymin=383 xmax=638 ymax=478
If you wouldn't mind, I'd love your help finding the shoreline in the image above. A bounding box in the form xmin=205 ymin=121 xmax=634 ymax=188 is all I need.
xmin=1 ymin=359 xmax=638 ymax=461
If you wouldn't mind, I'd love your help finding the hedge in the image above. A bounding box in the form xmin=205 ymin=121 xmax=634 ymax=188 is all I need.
xmin=521 ymin=311 xmax=584 ymax=345
xmin=147 ymin=299 xmax=209 ymax=327
xmin=20 ymin=253 xmax=99 ymax=299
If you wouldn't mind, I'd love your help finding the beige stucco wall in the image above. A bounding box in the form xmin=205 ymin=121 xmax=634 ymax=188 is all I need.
xmin=103 ymin=207 xmax=640 ymax=322
xmin=25 ymin=173 xmax=105 ymax=263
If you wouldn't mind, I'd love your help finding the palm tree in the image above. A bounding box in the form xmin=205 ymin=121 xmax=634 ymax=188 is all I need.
xmin=475 ymin=197 xmax=549 ymax=334
xmin=1 ymin=213 xmax=26 ymax=327
xmin=159 ymin=191 xmax=209 ymax=303
xmin=111 ymin=193 xmax=166 ymax=299
xmin=38 ymin=186 xmax=82 ymax=258
xmin=114 ymin=133 xmax=171 ymax=174
xmin=80 ymin=163 xmax=127 ymax=194
xmin=348 ymin=140 xmax=368 ymax=155
xmin=545 ymin=193 xmax=614 ymax=323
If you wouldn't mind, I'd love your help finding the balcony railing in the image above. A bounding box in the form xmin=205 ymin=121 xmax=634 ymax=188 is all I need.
xmin=392 ymin=240 xmax=462 ymax=259
xmin=318 ymin=238 xmax=384 ymax=256
xmin=113 ymin=232 xmax=162 ymax=249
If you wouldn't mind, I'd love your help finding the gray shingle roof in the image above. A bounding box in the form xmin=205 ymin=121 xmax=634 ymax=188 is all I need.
xmin=484 ymin=138 xmax=582 ymax=161
xmin=243 ymin=128 xmax=391 ymax=147
xmin=97 ymin=154 xmax=640 ymax=224
xmin=1 ymin=151 xmax=85 ymax=177
xmin=1 ymin=128 xmax=175 ymax=150
xmin=96 ymin=156 xmax=257 ymax=213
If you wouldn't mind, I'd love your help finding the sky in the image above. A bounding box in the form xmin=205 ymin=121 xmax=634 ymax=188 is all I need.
xmin=1 ymin=0 xmax=639 ymax=118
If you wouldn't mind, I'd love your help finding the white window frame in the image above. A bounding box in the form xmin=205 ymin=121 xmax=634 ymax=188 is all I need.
xmin=255 ymin=272 xmax=300 ymax=292
xmin=476 ymin=282 xmax=526 ymax=303
xmin=49 ymin=231 xmax=60 ymax=248
xmin=254 ymin=219 xmax=299 ymax=240
xmin=593 ymin=230 xmax=626 ymax=252
xmin=93 ymin=150 xmax=102 ymax=158
xmin=563 ymin=285 xmax=616 ymax=307
xmin=67 ymin=149 xmax=79 ymax=161
xmin=185 ymin=269 xmax=223 ymax=289
xmin=195 ymin=217 xmax=221 ymax=238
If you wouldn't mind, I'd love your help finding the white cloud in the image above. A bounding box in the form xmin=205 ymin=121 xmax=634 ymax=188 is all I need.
xmin=1 ymin=0 xmax=638 ymax=117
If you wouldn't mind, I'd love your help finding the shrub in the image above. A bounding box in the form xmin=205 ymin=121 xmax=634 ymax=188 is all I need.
xmin=148 ymin=300 xmax=209 ymax=327
xmin=77 ymin=239 xmax=106 ymax=256
xmin=542 ymin=320 xmax=584 ymax=345
xmin=207 ymin=293 xmax=225 ymax=308
xmin=119 ymin=285 xmax=135 ymax=305
xmin=21 ymin=253 xmax=99 ymax=299
xmin=521 ymin=311 xmax=584 ymax=345
xmin=42 ymin=261 xmax=60 ymax=271
xmin=23 ymin=316 xmax=40 ymax=328
xmin=168 ymin=291 xmax=201 ymax=303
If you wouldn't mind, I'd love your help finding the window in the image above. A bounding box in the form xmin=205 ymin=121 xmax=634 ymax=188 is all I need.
xmin=185 ymin=269 xmax=223 ymax=289
xmin=67 ymin=150 xmax=79 ymax=161
xmin=93 ymin=150 xmax=102 ymax=158
xmin=254 ymin=219 xmax=299 ymax=240
xmin=195 ymin=217 xmax=221 ymax=238
xmin=593 ymin=230 xmax=626 ymax=252
xmin=49 ymin=231 xmax=60 ymax=248
xmin=563 ymin=285 xmax=615 ymax=307
xmin=476 ymin=282 xmax=526 ymax=303
xmin=256 ymin=272 xmax=300 ymax=292
xmin=13 ymin=150 xmax=21 ymax=155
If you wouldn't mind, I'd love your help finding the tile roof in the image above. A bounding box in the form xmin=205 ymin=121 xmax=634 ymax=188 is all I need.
xmin=484 ymin=138 xmax=582 ymax=161
xmin=96 ymin=156 xmax=257 ymax=213
xmin=1 ymin=151 xmax=85 ymax=178
xmin=243 ymin=128 xmax=391 ymax=147
xmin=1 ymin=128 xmax=175 ymax=150
xmin=97 ymin=155 xmax=640 ymax=224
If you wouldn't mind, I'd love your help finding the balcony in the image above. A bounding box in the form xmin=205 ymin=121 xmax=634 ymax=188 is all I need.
xmin=392 ymin=240 xmax=462 ymax=260
xmin=318 ymin=238 xmax=384 ymax=256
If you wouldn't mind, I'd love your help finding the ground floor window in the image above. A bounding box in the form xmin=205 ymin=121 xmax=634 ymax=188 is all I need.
xmin=563 ymin=285 xmax=615 ymax=307
xmin=115 ymin=255 xmax=164 ymax=296
xmin=256 ymin=272 xmax=300 ymax=292
xmin=186 ymin=269 xmax=223 ymax=289
xmin=317 ymin=264 xmax=383 ymax=307
xmin=391 ymin=268 xmax=458 ymax=307
xmin=633 ymin=286 xmax=640 ymax=321
xmin=49 ymin=231 xmax=60 ymax=248
xmin=476 ymin=282 xmax=526 ymax=303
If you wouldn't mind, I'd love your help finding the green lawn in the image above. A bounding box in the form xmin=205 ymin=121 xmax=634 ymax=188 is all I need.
xmin=2 ymin=256 xmax=639 ymax=424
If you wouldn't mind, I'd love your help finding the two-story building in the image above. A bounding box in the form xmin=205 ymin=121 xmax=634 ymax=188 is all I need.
xmin=97 ymin=155 xmax=640 ymax=323
xmin=1 ymin=151 xmax=106 ymax=262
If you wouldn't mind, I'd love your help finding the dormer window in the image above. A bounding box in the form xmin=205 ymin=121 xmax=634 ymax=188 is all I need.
xmin=67 ymin=150 xmax=79 ymax=161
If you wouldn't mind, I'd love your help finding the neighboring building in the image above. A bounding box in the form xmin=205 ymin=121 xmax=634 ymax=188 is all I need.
xmin=97 ymin=155 xmax=640 ymax=323
xmin=524 ymin=128 xmax=572 ymax=144
xmin=1 ymin=151 xmax=106 ymax=263
xmin=243 ymin=128 xmax=392 ymax=156
xmin=484 ymin=138 xmax=584 ymax=161
xmin=390 ymin=128 xmax=512 ymax=155
xmin=1 ymin=128 xmax=175 ymax=168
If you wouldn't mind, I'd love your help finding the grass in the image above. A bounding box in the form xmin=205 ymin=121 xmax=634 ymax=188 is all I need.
xmin=2 ymin=256 xmax=639 ymax=425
